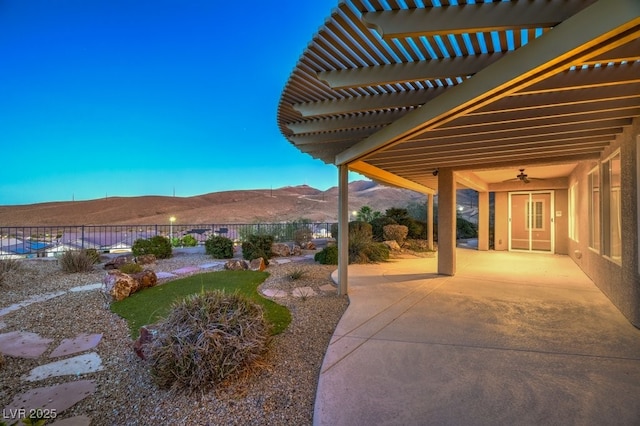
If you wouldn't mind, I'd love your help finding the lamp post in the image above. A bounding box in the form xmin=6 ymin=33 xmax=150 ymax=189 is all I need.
xmin=169 ymin=216 xmax=176 ymax=239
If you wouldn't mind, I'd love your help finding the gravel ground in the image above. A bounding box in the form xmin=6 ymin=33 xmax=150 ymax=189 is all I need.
xmin=0 ymin=252 xmax=348 ymax=425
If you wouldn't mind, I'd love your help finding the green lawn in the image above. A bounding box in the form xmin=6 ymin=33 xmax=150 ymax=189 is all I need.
xmin=110 ymin=270 xmax=291 ymax=338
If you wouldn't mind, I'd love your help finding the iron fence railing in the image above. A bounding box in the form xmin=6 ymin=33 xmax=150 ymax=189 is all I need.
xmin=0 ymin=222 xmax=336 ymax=259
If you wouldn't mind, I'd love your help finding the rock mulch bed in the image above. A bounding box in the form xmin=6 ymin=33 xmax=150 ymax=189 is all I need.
xmin=0 ymin=253 xmax=348 ymax=425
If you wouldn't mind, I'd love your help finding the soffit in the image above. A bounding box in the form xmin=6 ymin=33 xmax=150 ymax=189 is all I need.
xmin=277 ymin=0 xmax=640 ymax=193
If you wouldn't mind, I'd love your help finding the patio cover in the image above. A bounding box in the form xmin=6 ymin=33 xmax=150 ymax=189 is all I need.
xmin=277 ymin=0 xmax=640 ymax=292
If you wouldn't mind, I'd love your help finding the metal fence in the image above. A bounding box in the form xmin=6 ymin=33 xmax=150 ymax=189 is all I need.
xmin=0 ymin=222 xmax=336 ymax=259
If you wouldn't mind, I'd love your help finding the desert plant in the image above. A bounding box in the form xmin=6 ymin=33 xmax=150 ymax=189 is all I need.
xmin=349 ymin=220 xmax=389 ymax=264
xmin=0 ymin=259 xmax=22 ymax=286
xmin=330 ymin=222 xmax=338 ymax=239
xmin=59 ymin=250 xmax=95 ymax=273
xmin=383 ymin=224 xmax=409 ymax=246
xmin=355 ymin=205 xmax=381 ymax=222
xmin=148 ymin=290 xmax=270 ymax=392
xmin=83 ymin=248 xmax=101 ymax=264
xmin=370 ymin=216 xmax=397 ymax=241
xmin=119 ymin=262 xmax=143 ymax=274
xmin=181 ymin=234 xmax=198 ymax=247
xmin=314 ymin=245 xmax=338 ymax=265
xmin=132 ymin=236 xmax=172 ymax=259
xmin=205 ymin=235 xmax=234 ymax=259
xmin=288 ymin=268 xmax=307 ymax=280
xmin=293 ymin=227 xmax=313 ymax=246
xmin=242 ymin=234 xmax=274 ymax=264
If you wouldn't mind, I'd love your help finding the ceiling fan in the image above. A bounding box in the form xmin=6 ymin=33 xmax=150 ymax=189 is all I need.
xmin=503 ymin=168 xmax=542 ymax=184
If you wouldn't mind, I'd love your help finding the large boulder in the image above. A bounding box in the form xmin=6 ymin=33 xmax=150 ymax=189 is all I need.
xmin=104 ymin=255 xmax=135 ymax=270
xmin=132 ymin=270 xmax=158 ymax=289
xmin=133 ymin=325 xmax=158 ymax=360
xmin=383 ymin=240 xmax=401 ymax=251
xmin=291 ymin=245 xmax=302 ymax=256
xmin=249 ymin=257 xmax=266 ymax=271
xmin=136 ymin=254 xmax=156 ymax=265
xmin=104 ymin=271 xmax=140 ymax=301
xmin=224 ymin=259 xmax=249 ymax=270
xmin=271 ymin=243 xmax=290 ymax=257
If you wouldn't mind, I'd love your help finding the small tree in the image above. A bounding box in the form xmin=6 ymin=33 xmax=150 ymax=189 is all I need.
xmin=355 ymin=206 xmax=382 ymax=223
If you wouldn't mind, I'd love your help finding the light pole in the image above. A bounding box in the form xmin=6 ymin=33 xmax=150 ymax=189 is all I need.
xmin=169 ymin=216 xmax=176 ymax=239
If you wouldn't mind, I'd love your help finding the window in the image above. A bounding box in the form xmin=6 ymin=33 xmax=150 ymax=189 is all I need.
xmin=569 ymin=182 xmax=578 ymax=241
xmin=604 ymin=152 xmax=621 ymax=262
xmin=588 ymin=167 xmax=600 ymax=251
xmin=525 ymin=200 xmax=544 ymax=230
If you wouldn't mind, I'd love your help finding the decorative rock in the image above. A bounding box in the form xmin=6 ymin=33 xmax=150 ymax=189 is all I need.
xmin=23 ymin=352 xmax=103 ymax=382
xmin=132 ymin=269 xmax=158 ymax=289
xmin=133 ymin=325 xmax=158 ymax=360
xmin=383 ymin=240 xmax=401 ymax=251
xmin=103 ymin=255 xmax=135 ymax=270
xmin=291 ymin=245 xmax=302 ymax=256
xmin=249 ymin=257 xmax=266 ymax=271
xmin=224 ymin=259 xmax=249 ymax=270
xmin=3 ymin=380 xmax=96 ymax=417
xmin=105 ymin=271 xmax=139 ymax=301
xmin=49 ymin=333 xmax=103 ymax=358
xmin=0 ymin=331 xmax=53 ymax=358
xmin=271 ymin=243 xmax=291 ymax=257
xmin=50 ymin=415 xmax=92 ymax=426
xmin=301 ymin=241 xmax=316 ymax=250
xmin=136 ymin=254 xmax=156 ymax=265
xmin=293 ymin=287 xmax=317 ymax=298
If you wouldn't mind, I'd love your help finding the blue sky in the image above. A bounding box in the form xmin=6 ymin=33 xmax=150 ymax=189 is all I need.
xmin=0 ymin=0 xmax=363 ymax=205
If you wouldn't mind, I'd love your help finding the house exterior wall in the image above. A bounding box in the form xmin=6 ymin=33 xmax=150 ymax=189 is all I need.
xmin=569 ymin=117 xmax=640 ymax=327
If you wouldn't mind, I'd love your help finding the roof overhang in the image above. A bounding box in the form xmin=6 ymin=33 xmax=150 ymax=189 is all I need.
xmin=277 ymin=0 xmax=640 ymax=193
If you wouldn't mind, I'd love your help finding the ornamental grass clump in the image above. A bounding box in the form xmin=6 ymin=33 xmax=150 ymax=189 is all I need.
xmin=148 ymin=290 xmax=270 ymax=392
xmin=59 ymin=250 xmax=96 ymax=273
xmin=0 ymin=259 xmax=22 ymax=286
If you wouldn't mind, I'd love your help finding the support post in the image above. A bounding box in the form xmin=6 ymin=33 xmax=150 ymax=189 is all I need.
xmin=427 ymin=194 xmax=434 ymax=251
xmin=337 ymin=164 xmax=349 ymax=295
xmin=478 ymin=191 xmax=490 ymax=251
xmin=437 ymin=168 xmax=456 ymax=275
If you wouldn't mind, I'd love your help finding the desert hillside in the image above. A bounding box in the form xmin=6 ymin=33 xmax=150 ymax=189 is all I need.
xmin=0 ymin=181 xmax=428 ymax=226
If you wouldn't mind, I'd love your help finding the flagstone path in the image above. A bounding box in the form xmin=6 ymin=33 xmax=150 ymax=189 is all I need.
xmin=0 ymin=254 xmax=334 ymax=424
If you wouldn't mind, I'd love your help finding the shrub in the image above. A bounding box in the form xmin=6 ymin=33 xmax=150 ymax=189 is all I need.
xmin=181 ymin=234 xmax=198 ymax=247
xmin=83 ymin=248 xmax=101 ymax=264
xmin=119 ymin=262 xmax=143 ymax=274
xmin=289 ymin=268 xmax=307 ymax=280
xmin=148 ymin=290 xmax=270 ymax=392
xmin=314 ymin=245 xmax=338 ymax=265
xmin=370 ymin=217 xmax=397 ymax=241
xmin=132 ymin=236 xmax=172 ymax=259
xmin=383 ymin=224 xmax=409 ymax=246
xmin=205 ymin=235 xmax=234 ymax=259
xmin=349 ymin=221 xmax=372 ymax=240
xmin=242 ymin=234 xmax=274 ymax=264
xmin=361 ymin=242 xmax=390 ymax=263
xmin=330 ymin=223 xmax=338 ymax=239
xmin=293 ymin=227 xmax=313 ymax=246
xmin=59 ymin=250 xmax=95 ymax=273
xmin=0 ymin=259 xmax=22 ymax=286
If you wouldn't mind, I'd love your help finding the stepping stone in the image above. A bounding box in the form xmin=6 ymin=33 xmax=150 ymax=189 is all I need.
xmin=172 ymin=266 xmax=201 ymax=275
xmin=0 ymin=291 xmax=66 ymax=317
xmin=272 ymin=258 xmax=291 ymax=265
xmin=0 ymin=331 xmax=53 ymax=358
xmin=261 ymin=289 xmax=287 ymax=298
xmin=24 ymin=352 xmax=103 ymax=381
xmin=3 ymin=380 xmax=95 ymax=416
xmin=51 ymin=416 xmax=92 ymax=426
xmin=156 ymin=272 xmax=177 ymax=279
xmin=199 ymin=262 xmax=224 ymax=269
xmin=292 ymin=287 xmax=317 ymax=298
xmin=50 ymin=333 xmax=102 ymax=358
xmin=69 ymin=283 xmax=102 ymax=292
xmin=319 ymin=284 xmax=337 ymax=293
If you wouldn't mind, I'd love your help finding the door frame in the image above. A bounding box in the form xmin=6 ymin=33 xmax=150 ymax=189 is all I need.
xmin=508 ymin=190 xmax=555 ymax=253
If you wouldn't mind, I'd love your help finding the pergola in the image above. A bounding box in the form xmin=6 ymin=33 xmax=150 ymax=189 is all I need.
xmin=277 ymin=0 xmax=640 ymax=294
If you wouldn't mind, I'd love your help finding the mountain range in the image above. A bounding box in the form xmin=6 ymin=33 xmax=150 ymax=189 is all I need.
xmin=0 ymin=181 xmax=428 ymax=226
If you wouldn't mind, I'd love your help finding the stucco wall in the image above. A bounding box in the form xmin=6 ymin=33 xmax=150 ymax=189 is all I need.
xmin=568 ymin=117 xmax=640 ymax=327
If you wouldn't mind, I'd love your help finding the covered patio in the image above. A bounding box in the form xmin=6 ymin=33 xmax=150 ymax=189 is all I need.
xmin=314 ymin=250 xmax=640 ymax=425
xmin=277 ymin=0 xmax=640 ymax=325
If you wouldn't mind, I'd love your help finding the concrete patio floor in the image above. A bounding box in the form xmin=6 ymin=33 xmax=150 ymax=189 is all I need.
xmin=315 ymin=249 xmax=640 ymax=426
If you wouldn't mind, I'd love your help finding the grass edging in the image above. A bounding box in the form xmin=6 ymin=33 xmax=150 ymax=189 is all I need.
xmin=110 ymin=270 xmax=291 ymax=338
